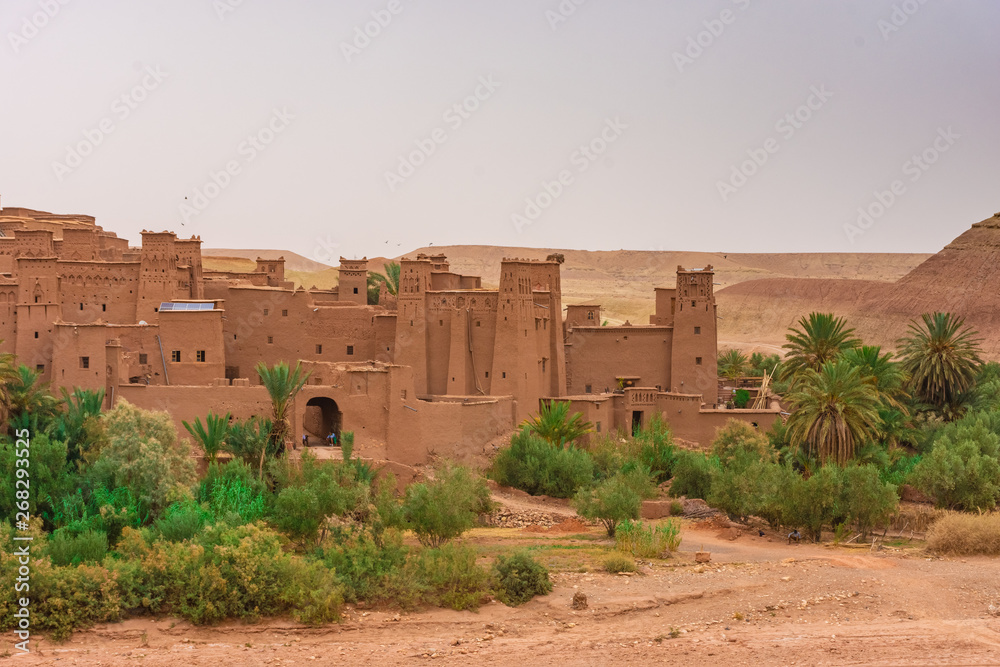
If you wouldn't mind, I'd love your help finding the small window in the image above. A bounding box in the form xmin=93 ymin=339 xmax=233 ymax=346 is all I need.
xmin=347 ymin=345 xmax=354 ymax=355
xmin=139 ymin=353 xmax=148 ymax=365
xmin=694 ymin=326 xmax=701 ymax=334
xmin=596 ymin=421 xmax=602 ymax=433
xmin=485 ymin=371 xmax=489 ymax=378
xmin=316 ymin=344 xmax=323 ymax=354
xmin=695 ymin=356 xmax=703 ymax=366
xmin=154 ymin=307 xmax=159 ymax=312
xmin=691 ymin=300 xmax=696 ymax=307
xmin=34 ymin=296 xmax=39 ymax=303
xmin=476 ymin=321 xmax=481 ymax=327
xmin=353 ymin=287 xmax=358 ymax=294
xmin=282 ymin=309 xmax=288 ymax=317
xmin=439 ymin=320 xmax=444 ymax=326
xmin=33 ymin=331 xmax=38 ymax=339
xmin=585 ymin=384 xmax=592 ymax=393
xmin=80 ymin=356 xmax=90 ymax=369
xmin=36 ymin=364 xmax=44 ymax=372
xmin=79 ymin=303 xmax=84 ymax=311
xmin=102 ymin=304 xmax=107 ymax=312
xmin=263 ymin=309 xmax=269 ymax=316
xmin=196 ymin=350 xmax=206 ymax=362
xmin=267 ymin=336 xmax=274 ymax=344
xmin=171 ymin=350 xmax=181 ymax=363
xmin=400 ymin=389 xmax=407 ymax=399
xmin=502 ymin=372 xmax=506 ymax=379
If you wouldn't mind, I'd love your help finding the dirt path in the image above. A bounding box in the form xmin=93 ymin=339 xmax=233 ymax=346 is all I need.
xmin=12 ymin=501 xmax=1000 ymax=665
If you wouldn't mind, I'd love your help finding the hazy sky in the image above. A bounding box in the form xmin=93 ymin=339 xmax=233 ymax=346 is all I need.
xmin=2 ymin=0 xmax=998 ymax=264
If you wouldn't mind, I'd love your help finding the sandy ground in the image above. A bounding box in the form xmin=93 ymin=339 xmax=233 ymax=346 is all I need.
xmin=11 ymin=507 xmax=1000 ymax=666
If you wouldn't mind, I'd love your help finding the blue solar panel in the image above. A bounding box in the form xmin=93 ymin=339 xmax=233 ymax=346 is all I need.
xmin=159 ymin=302 xmax=214 ymax=311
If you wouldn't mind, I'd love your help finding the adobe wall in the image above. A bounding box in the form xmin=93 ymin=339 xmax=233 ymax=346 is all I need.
xmin=209 ymin=285 xmax=387 ymax=379
xmin=158 ymin=309 xmax=225 ymax=385
xmin=650 ymin=391 xmax=780 ymax=446
xmin=565 ymin=326 xmax=672 ymax=394
xmin=57 ymin=261 xmax=141 ymax=324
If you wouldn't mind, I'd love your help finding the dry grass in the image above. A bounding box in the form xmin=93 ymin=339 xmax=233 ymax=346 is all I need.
xmin=926 ymin=512 xmax=1000 ymax=556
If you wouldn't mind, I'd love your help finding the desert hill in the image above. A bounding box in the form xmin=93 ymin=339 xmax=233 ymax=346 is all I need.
xmin=717 ymin=212 xmax=1000 ymax=358
xmin=201 ymin=248 xmax=333 ymax=273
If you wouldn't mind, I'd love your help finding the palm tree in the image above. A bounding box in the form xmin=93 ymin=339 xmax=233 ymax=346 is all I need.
xmin=897 ymin=312 xmax=983 ymax=417
xmin=785 ymin=361 xmax=882 ymax=465
xmin=780 ymin=313 xmax=860 ymax=383
xmin=524 ymin=400 xmax=593 ymax=447
xmin=3 ymin=364 xmax=59 ymax=432
xmin=53 ymin=387 xmax=106 ymax=463
xmin=255 ymin=361 xmax=311 ymax=472
xmin=367 ymin=261 xmax=400 ymax=305
xmin=840 ymin=345 xmax=908 ymax=408
xmin=224 ymin=416 xmax=275 ymax=470
xmin=718 ymin=349 xmax=749 ymax=380
xmin=183 ymin=412 xmax=231 ymax=464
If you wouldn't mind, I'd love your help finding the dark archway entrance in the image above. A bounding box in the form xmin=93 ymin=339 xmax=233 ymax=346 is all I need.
xmin=304 ymin=397 xmax=342 ymax=445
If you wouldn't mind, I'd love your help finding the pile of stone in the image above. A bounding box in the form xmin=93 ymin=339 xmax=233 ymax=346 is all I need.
xmin=484 ymin=507 xmax=564 ymax=528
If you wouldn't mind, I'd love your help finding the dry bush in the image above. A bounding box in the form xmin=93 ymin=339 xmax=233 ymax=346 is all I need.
xmin=927 ymin=512 xmax=1000 ymax=556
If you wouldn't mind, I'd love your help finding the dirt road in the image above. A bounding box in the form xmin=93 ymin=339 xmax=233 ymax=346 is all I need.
xmin=10 ymin=514 xmax=1000 ymax=665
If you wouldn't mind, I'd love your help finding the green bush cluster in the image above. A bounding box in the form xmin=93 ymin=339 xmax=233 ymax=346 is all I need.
xmin=0 ymin=395 xmax=553 ymax=641
xmin=489 ymin=428 xmax=594 ymax=498
xmin=615 ymin=519 xmax=681 ymax=557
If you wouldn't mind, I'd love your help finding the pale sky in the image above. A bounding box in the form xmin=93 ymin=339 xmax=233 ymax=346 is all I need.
xmin=2 ymin=0 xmax=998 ymax=264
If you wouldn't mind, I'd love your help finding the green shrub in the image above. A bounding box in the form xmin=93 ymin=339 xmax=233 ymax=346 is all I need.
xmin=635 ymin=414 xmax=677 ymax=483
xmin=491 ymin=551 xmax=553 ymax=606
xmin=321 ymin=528 xmax=408 ymax=603
xmin=86 ymin=401 xmax=196 ymax=519
xmin=711 ymin=419 xmax=774 ymax=467
xmin=734 ymin=389 xmax=751 ymax=409
xmin=669 ymin=450 xmax=718 ymax=500
xmin=615 ymin=519 xmax=681 ymax=558
xmin=839 ymin=464 xmax=898 ymax=539
xmin=0 ymin=433 xmax=75 ymax=528
xmin=409 ymin=543 xmax=491 ymax=611
xmin=198 ymin=460 xmax=268 ymax=525
xmin=47 ymin=529 xmax=109 ymax=566
xmin=910 ymin=417 xmax=1000 ymax=511
xmin=279 ymin=558 xmax=343 ymax=625
xmin=403 ymin=464 xmax=492 ymax=547
xmin=574 ymin=473 xmax=642 ymax=537
xmin=489 ymin=428 xmax=594 ymax=497
xmin=602 ymin=553 xmax=636 ymax=573
xmin=155 ymin=501 xmax=208 ymax=542
xmin=669 ymin=500 xmax=684 ymax=516
xmin=30 ymin=560 xmax=122 ymax=640
xmin=782 ymin=464 xmax=842 ymax=542
xmin=272 ymin=486 xmax=322 ymax=544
